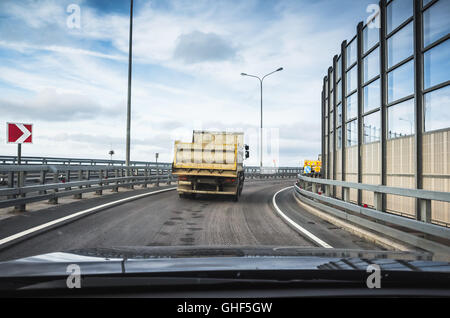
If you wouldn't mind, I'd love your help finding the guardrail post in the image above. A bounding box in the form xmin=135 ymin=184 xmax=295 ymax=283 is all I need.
xmin=95 ymin=170 xmax=103 ymax=195
xmin=86 ymin=170 xmax=91 ymax=188
xmin=48 ymin=172 xmax=58 ymax=205
xmin=39 ymin=170 xmax=47 ymax=195
xmin=343 ymin=187 xmax=350 ymax=202
xmin=65 ymin=170 xmax=71 ymax=191
xmin=112 ymin=169 xmax=119 ymax=192
xmin=374 ymin=192 xmax=383 ymax=211
xmin=14 ymin=171 xmax=26 ymax=212
xmin=312 ymin=183 xmax=317 ymax=194
xmin=7 ymin=172 xmax=14 ymax=199
xmin=143 ymin=168 xmax=148 ymax=188
xmin=105 ymin=169 xmax=111 ymax=190
xmin=74 ymin=170 xmax=83 ymax=199
xmin=167 ymin=170 xmax=172 ymax=185
xmin=129 ymin=168 xmax=134 ymax=189
xmin=118 ymin=168 xmax=123 ymax=188
xmin=418 ymin=199 xmax=431 ymax=223
xmin=155 ymin=167 xmax=159 ymax=187
xmin=324 ymin=184 xmax=331 ymax=196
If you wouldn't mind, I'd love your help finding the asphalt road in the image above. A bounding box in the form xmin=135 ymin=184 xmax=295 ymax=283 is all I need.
xmin=0 ymin=180 xmax=382 ymax=261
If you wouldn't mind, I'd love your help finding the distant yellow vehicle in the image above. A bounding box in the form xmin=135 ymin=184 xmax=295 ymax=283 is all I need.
xmin=172 ymin=131 xmax=249 ymax=201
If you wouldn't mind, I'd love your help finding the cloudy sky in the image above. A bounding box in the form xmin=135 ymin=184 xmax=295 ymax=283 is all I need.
xmin=0 ymin=0 xmax=377 ymax=166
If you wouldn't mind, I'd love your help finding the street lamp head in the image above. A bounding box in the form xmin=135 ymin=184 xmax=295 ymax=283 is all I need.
xmin=276 ymin=67 xmax=283 ymax=72
xmin=241 ymin=73 xmax=247 ymax=76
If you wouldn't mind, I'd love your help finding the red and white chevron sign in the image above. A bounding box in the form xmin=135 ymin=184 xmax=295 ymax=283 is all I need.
xmin=7 ymin=123 xmax=33 ymax=144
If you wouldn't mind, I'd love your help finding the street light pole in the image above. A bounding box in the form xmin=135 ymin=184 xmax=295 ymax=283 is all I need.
xmin=241 ymin=67 xmax=283 ymax=169
xmin=155 ymin=153 xmax=159 ymax=186
xmin=125 ymin=0 xmax=133 ymax=172
xmin=260 ymin=79 xmax=263 ymax=169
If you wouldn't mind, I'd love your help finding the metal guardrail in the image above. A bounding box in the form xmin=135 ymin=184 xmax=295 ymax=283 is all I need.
xmin=297 ymin=176 xmax=450 ymax=223
xmin=0 ymin=155 xmax=171 ymax=168
xmin=0 ymin=156 xmax=301 ymax=172
xmin=0 ymin=164 xmax=174 ymax=211
xmin=244 ymin=167 xmax=301 ymax=179
xmin=295 ymin=176 xmax=450 ymax=257
xmin=0 ymin=155 xmax=301 ymax=173
xmin=299 ymin=176 xmax=450 ymax=204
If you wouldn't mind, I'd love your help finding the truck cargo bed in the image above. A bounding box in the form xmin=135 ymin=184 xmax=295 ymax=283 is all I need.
xmin=172 ymin=131 xmax=246 ymax=200
xmin=172 ymin=142 xmax=239 ymax=172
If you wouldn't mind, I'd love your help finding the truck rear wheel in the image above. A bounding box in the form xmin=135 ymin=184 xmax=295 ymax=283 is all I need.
xmin=233 ymin=180 xmax=240 ymax=202
xmin=238 ymin=172 xmax=244 ymax=196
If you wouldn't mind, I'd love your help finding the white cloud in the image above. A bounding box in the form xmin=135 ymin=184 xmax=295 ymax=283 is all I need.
xmin=0 ymin=41 xmax=126 ymax=61
xmin=173 ymin=31 xmax=237 ymax=64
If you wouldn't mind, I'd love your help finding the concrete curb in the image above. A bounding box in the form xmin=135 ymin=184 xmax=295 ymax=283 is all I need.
xmin=292 ymin=191 xmax=413 ymax=252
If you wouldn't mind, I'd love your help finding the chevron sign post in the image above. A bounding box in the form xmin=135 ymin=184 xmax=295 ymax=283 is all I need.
xmin=7 ymin=122 xmax=33 ymax=168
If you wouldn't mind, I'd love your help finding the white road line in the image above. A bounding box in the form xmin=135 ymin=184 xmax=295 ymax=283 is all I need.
xmin=0 ymin=187 xmax=177 ymax=247
xmin=272 ymin=186 xmax=333 ymax=249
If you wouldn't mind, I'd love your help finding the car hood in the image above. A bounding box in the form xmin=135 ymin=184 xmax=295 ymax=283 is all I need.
xmin=0 ymin=246 xmax=448 ymax=278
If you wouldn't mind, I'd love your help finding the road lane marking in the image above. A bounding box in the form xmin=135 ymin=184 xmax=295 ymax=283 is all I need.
xmin=0 ymin=187 xmax=177 ymax=247
xmin=272 ymin=186 xmax=333 ymax=249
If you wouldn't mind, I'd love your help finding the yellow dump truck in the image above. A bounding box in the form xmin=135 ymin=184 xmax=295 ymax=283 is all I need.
xmin=172 ymin=131 xmax=248 ymax=201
